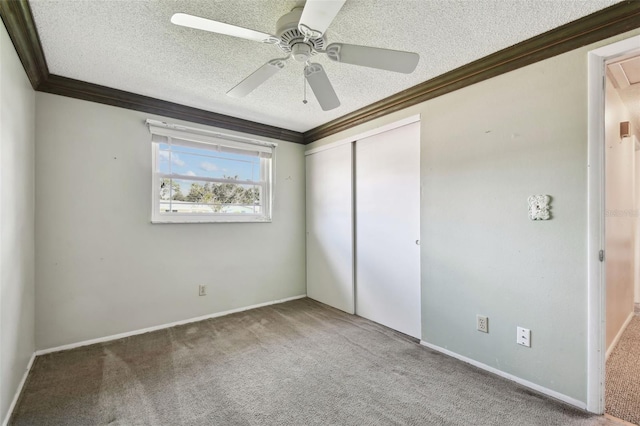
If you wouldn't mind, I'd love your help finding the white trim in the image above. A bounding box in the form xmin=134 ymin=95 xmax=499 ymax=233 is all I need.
xmin=152 ymin=142 xmax=159 ymax=222
xmin=586 ymin=34 xmax=640 ymax=415
xmin=151 ymin=216 xmax=272 ymax=224
xmin=606 ymin=311 xmax=635 ymax=360
xmin=587 ymin=45 xmax=607 ymax=416
xmin=150 ymin=136 xmax=274 ymax=224
xmin=35 ymin=295 xmax=307 ymax=356
xmin=157 ymin=173 xmax=262 ymax=186
xmin=2 ymin=353 xmax=36 ymax=426
xmin=419 ymin=340 xmax=587 ymax=410
xmin=304 ymin=114 xmax=420 ymax=156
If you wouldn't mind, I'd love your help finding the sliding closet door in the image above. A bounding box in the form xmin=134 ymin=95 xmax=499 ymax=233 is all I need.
xmin=356 ymin=122 xmax=421 ymax=338
xmin=306 ymin=144 xmax=354 ymax=314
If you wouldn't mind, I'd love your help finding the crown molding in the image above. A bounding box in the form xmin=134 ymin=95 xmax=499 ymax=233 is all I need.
xmin=2 ymin=1 xmax=639 ymax=145
xmin=303 ymin=1 xmax=640 ymax=143
xmin=0 ymin=0 xmax=304 ymax=144
xmin=37 ymin=74 xmax=304 ymax=143
xmin=0 ymin=0 xmax=47 ymax=88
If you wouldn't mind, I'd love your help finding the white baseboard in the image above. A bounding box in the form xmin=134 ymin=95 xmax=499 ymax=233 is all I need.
xmin=420 ymin=340 xmax=587 ymax=410
xmin=606 ymin=311 xmax=635 ymax=360
xmin=36 ymin=294 xmax=307 ymax=356
xmin=2 ymin=352 xmax=36 ymax=426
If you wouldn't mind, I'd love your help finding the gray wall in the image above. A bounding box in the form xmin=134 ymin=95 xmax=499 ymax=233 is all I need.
xmin=0 ymin=25 xmax=36 ymax=422
xmin=35 ymin=93 xmax=306 ymax=350
xmin=306 ymin=29 xmax=640 ymax=404
xmin=419 ymin=50 xmax=588 ymax=401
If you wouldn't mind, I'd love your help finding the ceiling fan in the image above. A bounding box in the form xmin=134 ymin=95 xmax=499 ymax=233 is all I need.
xmin=171 ymin=0 xmax=419 ymax=111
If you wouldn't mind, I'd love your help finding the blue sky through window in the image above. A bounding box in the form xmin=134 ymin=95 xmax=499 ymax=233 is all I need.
xmin=159 ymin=143 xmax=260 ymax=194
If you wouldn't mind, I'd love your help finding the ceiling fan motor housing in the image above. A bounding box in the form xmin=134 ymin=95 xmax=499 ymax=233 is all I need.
xmin=275 ymin=7 xmax=325 ymax=56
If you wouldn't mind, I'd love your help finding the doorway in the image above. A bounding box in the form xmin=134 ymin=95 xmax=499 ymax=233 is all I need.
xmin=587 ymin=35 xmax=640 ymax=416
xmin=603 ymin=50 xmax=640 ymax=424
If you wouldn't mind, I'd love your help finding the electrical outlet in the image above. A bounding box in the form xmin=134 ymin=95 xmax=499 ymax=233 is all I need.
xmin=476 ymin=315 xmax=488 ymax=333
xmin=517 ymin=326 xmax=531 ymax=347
xmin=199 ymin=285 xmax=207 ymax=296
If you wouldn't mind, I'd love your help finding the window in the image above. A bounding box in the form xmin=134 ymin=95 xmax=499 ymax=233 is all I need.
xmin=147 ymin=120 xmax=275 ymax=223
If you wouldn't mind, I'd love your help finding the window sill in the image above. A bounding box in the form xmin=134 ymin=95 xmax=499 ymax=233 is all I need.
xmin=151 ymin=217 xmax=272 ymax=224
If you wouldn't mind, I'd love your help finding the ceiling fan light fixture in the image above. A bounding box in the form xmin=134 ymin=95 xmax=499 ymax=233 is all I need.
xmin=291 ymin=43 xmax=312 ymax=62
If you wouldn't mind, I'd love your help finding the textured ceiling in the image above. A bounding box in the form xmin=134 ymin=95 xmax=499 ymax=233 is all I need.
xmin=30 ymin=0 xmax=619 ymax=133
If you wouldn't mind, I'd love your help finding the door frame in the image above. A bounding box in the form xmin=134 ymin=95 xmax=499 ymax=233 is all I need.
xmin=586 ymin=34 xmax=640 ymax=414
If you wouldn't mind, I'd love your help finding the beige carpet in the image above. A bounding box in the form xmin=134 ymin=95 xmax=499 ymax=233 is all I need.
xmin=12 ymin=298 xmax=617 ymax=425
xmin=606 ymin=315 xmax=640 ymax=425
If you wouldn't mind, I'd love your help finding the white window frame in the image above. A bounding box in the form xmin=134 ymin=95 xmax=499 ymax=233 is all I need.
xmin=147 ymin=119 xmax=276 ymax=224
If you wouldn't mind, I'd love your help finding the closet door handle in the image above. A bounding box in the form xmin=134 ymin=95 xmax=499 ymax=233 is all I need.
xmin=415 ymin=240 xmax=420 ymax=246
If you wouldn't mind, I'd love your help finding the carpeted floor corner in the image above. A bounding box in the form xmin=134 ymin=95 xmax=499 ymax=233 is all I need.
xmin=606 ymin=315 xmax=640 ymax=425
xmin=11 ymin=298 xmax=617 ymax=425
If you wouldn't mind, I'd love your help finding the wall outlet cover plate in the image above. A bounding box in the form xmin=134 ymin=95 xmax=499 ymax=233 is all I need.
xmin=477 ymin=315 xmax=488 ymax=333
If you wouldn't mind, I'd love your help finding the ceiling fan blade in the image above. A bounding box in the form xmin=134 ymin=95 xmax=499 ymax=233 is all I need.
xmin=227 ymin=58 xmax=288 ymax=98
xmin=304 ymin=63 xmax=340 ymax=111
xmin=325 ymin=43 xmax=419 ymax=74
xmin=298 ymin=0 xmax=346 ymax=39
xmin=171 ymin=13 xmax=279 ymax=44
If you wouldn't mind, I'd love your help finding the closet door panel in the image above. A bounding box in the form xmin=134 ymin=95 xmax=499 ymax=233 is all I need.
xmin=356 ymin=122 xmax=421 ymax=337
xmin=306 ymin=144 xmax=354 ymax=314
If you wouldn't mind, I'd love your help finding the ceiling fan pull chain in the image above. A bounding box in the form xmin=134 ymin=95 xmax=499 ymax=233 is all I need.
xmin=303 ymin=73 xmax=308 ymax=104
